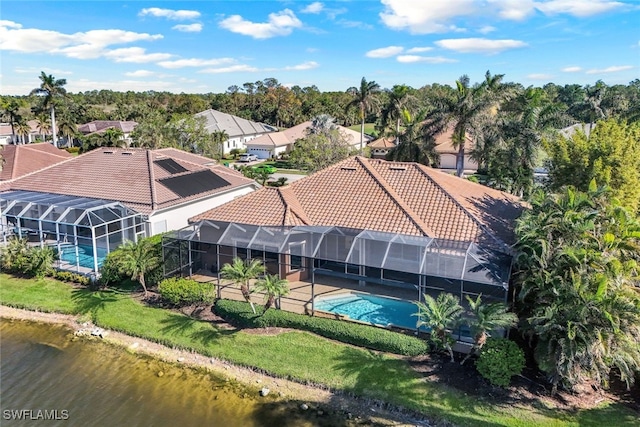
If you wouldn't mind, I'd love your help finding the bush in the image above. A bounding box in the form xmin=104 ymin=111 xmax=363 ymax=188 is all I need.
xmin=65 ymin=147 xmax=80 ymax=154
xmin=158 ymin=277 xmax=215 ymax=306
xmin=214 ymin=299 xmax=428 ymax=356
xmin=476 ymin=337 xmax=525 ymax=387
xmin=51 ymin=270 xmax=91 ymax=286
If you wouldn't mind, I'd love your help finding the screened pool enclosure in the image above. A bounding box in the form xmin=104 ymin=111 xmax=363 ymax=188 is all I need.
xmin=163 ymin=220 xmax=514 ymax=312
xmin=1 ymin=190 xmax=146 ymax=274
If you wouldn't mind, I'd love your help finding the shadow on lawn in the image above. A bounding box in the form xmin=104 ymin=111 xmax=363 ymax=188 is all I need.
xmin=158 ymin=312 xmax=236 ymax=346
xmin=71 ymin=288 xmax=119 ymax=316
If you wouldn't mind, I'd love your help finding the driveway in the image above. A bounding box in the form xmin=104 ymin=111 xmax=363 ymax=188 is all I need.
xmin=271 ymin=172 xmax=306 ymax=183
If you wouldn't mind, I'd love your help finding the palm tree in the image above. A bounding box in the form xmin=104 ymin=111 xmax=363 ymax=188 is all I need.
xmin=102 ymin=127 xmax=125 ymax=147
xmin=220 ymin=257 xmax=266 ymax=314
xmin=30 ymin=72 xmax=68 ymax=148
xmin=414 ymin=293 xmax=464 ymax=362
xmin=426 ymin=72 xmax=506 ymax=177
xmin=460 ymin=295 xmax=519 ymax=365
xmin=0 ymin=97 xmax=24 ymax=144
xmin=346 ymin=77 xmax=381 ymax=154
xmin=309 ymin=114 xmax=337 ymax=134
xmin=115 ymin=239 xmax=160 ymax=297
xmin=0 ymin=238 xmax=29 ymax=272
xmin=386 ymin=109 xmax=439 ymax=166
xmin=380 ymin=84 xmax=417 ymax=141
xmin=15 ymin=120 xmax=31 ymax=144
xmin=56 ymin=113 xmax=78 ymax=148
xmin=253 ymin=274 xmax=290 ymax=311
xmin=35 ymin=113 xmax=51 ymax=140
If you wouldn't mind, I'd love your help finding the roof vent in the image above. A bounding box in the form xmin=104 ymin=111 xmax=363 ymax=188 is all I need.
xmin=104 ymin=151 xmax=113 ymax=154
xmin=390 ymin=166 xmax=407 ymax=171
xmin=340 ymin=167 xmax=357 ymax=171
xmin=122 ymin=152 xmax=133 ymax=156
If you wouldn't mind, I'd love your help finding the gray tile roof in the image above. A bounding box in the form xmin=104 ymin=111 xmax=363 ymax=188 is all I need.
xmin=194 ymin=109 xmax=277 ymax=138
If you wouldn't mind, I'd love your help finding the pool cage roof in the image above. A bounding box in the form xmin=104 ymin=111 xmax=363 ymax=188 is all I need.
xmin=166 ymin=220 xmax=513 ymax=288
xmin=0 ymin=190 xmax=143 ymax=228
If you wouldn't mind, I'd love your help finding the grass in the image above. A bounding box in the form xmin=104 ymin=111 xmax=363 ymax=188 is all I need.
xmin=348 ymin=123 xmax=377 ymax=137
xmin=1 ymin=273 xmax=637 ymax=427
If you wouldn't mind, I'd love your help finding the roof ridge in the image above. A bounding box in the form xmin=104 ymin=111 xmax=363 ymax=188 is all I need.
xmin=147 ymin=150 xmax=158 ymax=212
xmin=1 ymin=146 xmax=79 ymax=183
xmin=277 ymin=187 xmax=310 ymax=225
xmin=23 ymin=143 xmax=71 ymax=159
xmin=357 ymin=157 xmax=436 ymax=237
xmin=10 ymin=144 xmax=19 ymax=179
xmin=415 ymin=164 xmax=511 ymax=251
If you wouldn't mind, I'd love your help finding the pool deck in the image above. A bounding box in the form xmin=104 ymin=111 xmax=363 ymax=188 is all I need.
xmin=191 ymin=270 xmax=419 ymax=315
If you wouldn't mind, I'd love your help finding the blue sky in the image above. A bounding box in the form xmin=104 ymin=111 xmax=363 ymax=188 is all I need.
xmin=1 ymin=1 xmax=639 ymax=95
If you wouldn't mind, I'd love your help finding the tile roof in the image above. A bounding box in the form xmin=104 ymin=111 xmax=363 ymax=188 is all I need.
xmin=195 ymin=109 xmax=276 ymax=138
xmin=245 ymin=121 xmax=371 ymax=148
xmin=191 ymin=157 xmax=524 ymax=248
xmin=78 ymin=121 xmax=138 ymax=134
xmin=368 ymin=137 xmax=397 ymax=149
xmin=432 ymin=125 xmax=475 ymax=154
xmin=0 ymin=143 xmax=72 ymax=181
xmin=0 ymin=147 xmax=256 ymax=215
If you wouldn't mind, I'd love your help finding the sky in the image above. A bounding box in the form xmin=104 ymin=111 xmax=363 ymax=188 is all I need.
xmin=1 ymin=0 xmax=639 ymax=95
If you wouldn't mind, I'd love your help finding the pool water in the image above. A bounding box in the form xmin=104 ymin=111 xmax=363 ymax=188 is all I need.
xmin=315 ymin=292 xmax=422 ymax=329
xmin=59 ymin=245 xmax=107 ymax=270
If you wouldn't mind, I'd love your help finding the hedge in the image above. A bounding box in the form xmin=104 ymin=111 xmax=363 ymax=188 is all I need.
xmin=158 ymin=277 xmax=215 ymax=306
xmin=214 ymin=299 xmax=428 ymax=356
xmin=476 ymin=337 xmax=525 ymax=387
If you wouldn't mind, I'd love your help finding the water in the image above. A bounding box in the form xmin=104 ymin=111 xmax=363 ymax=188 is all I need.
xmin=0 ymin=320 xmax=346 ymax=427
xmin=315 ymin=292 xmax=421 ymax=329
xmin=59 ymin=245 xmax=107 ymax=269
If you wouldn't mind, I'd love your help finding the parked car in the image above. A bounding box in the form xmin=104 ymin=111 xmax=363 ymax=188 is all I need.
xmin=252 ymin=164 xmax=277 ymax=174
xmin=238 ymin=153 xmax=258 ymax=162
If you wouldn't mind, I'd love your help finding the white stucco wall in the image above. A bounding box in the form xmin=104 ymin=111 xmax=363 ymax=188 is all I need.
xmin=147 ymin=185 xmax=255 ymax=235
xmin=438 ymin=154 xmax=478 ymax=172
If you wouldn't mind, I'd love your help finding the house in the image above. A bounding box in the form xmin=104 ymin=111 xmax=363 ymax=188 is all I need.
xmin=194 ymin=109 xmax=277 ymax=155
xmin=0 ymin=143 xmax=72 ymax=181
xmin=78 ymin=121 xmax=138 ymax=146
xmin=164 ymin=156 xmax=524 ymax=335
xmin=244 ymin=120 xmax=372 ymax=159
xmin=432 ymin=126 xmax=478 ymax=173
xmin=1 ymin=120 xmax=47 ymax=145
xmin=367 ymin=137 xmax=396 ymax=159
xmin=0 ymin=147 xmax=258 ymax=275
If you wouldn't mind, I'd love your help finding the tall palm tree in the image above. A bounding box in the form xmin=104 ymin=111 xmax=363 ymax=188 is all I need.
xmin=15 ymin=120 xmax=31 ymax=144
xmin=414 ymin=293 xmax=464 ymax=362
xmin=220 ymin=257 xmax=266 ymax=314
xmin=115 ymin=239 xmax=160 ymax=297
xmin=253 ymin=274 xmax=290 ymax=311
xmin=426 ymin=72 xmax=506 ymax=177
xmin=346 ymin=77 xmax=381 ymax=154
xmin=460 ymin=295 xmax=519 ymax=365
xmin=35 ymin=114 xmax=51 ymax=141
xmin=386 ymin=109 xmax=439 ymax=166
xmin=30 ymin=72 xmax=68 ymax=148
xmin=380 ymin=84 xmax=417 ymax=141
xmin=56 ymin=113 xmax=78 ymax=148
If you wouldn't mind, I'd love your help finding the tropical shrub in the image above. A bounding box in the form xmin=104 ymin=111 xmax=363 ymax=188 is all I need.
xmin=414 ymin=293 xmax=463 ymax=362
xmin=158 ymin=277 xmax=215 ymax=306
xmin=24 ymin=246 xmax=55 ymax=278
xmin=50 ymin=270 xmax=91 ymax=286
xmin=214 ymin=299 xmax=428 ymax=356
xmin=476 ymin=337 xmax=525 ymax=387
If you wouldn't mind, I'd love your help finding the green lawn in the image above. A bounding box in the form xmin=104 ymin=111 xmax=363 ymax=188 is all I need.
xmin=348 ymin=123 xmax=377 ymax=137
xmin=1 ymin=274 xmax=637 ymax=427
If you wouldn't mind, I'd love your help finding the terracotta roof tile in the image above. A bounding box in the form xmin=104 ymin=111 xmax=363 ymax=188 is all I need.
xmin=1 ymin=147 xmax=255 ymax=215
xmin=191 ymin=157 xmax=524 ymax=248
xmin=0 ymin=143 xmax=72 ymax=181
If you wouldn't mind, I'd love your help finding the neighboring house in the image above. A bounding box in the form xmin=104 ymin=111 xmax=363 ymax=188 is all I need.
xmin=367 ymin=137 xmax=396 ymax=159
xmin=78 ymin=121 xmax=138 ymax=146
xmin=0 ymin=147 xmax=258 ymax=275
xmin=245 ymin=121 xmax=372 ymax=159
xmin=432 ymin=125 xmax=478 ymax=173
xmin=195 ymin=109 xmax=277 ymax=155
xmin=0 ymin=121 xmax=45 ymax=145
xmin=164 ymin=156 xmax=524 ymax=337
xmin=0 ymin=143 xmax=72 ymax=181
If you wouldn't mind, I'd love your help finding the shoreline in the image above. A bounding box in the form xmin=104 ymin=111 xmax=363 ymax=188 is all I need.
xmin=0 ymin=305 xmax=429 ymax=427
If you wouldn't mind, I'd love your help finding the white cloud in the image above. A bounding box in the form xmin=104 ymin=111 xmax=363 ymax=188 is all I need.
xmin=0 ymin=20 xmax=22 ymax=29
xmin=396 ymin=55 xmax=457 ymax=63
xmin=219 ymin=9 xmax=302 ymax=39
xmin=406 ymin=47 xmax=433 ymax=53
xmin=535 ymin=0 xmax=625 ymax=17
xmin=435 ymin=38 xmax=527 ymax=54
xmin=284 ymin=61 xmax=319 ymax=71
xmin=199 ymin=64 xmax=261 ymax=74
xmin=139 ymin=8 xmax=201 ymax=20
xmin=14 ymin=67 xmax=72 ymax=75
xmin=478 ymin=25 xmax=497 ymax=34
xmin=488 ymin=0 xmax=536 ymax=20
xmin=172 ymin=23 xmax=203 ymax=33
xmin=561 ymin=66 xmax=582 ymax=72
xmin=125 ymin=70 xmax=155 ymax=77
xmin=586 ymin=65 xmax=634 ymax=74
xmin=380 ymin=0 xmax=477 ymax=34
xmin=72 ymin=78 xmax=178 ymax=92
xmin=103 ymin=47 xmax=172 ymax=63
xmin=301 ymin=2 xmax=324 ymax=14
xmin=336 ymin=20 xmax=374 ymax=30
xmin=527 ymin=73 xmax=554 ymax=80
xmin=365 ymin=46 xmax=404 ymax=58
xmin=157 ymin=58 xmax=236 ymax=69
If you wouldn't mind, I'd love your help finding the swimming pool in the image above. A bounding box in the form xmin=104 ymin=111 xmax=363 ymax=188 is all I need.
xmin=314 ymin=292 xmax=422 ymax=330
xmin=59 ymin=245 xmax=107 ymax=270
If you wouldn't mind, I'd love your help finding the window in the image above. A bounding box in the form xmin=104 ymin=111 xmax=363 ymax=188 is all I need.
xmin=290 ymin=255 xmax=302 ymax=270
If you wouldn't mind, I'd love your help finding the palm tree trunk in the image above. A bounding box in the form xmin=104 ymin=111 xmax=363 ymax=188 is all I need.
xmin=241 ymin=284 xmax=256 ymax=314
xmin=50 ymin=105 xmax=58 ymax=148
xmin=360 ymin=114 xmax=365 ymax=155
xmin=139 ymin=273 xmax=148 ymax=297
xmin=456 ymin=141 xmax=465 ymax=177
xmin=460 ymin=331 xmax=486 ymax=365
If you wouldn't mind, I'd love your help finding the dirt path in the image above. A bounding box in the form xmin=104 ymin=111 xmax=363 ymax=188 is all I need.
xmin=0 ymin=306 xmax=431 ymax=427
